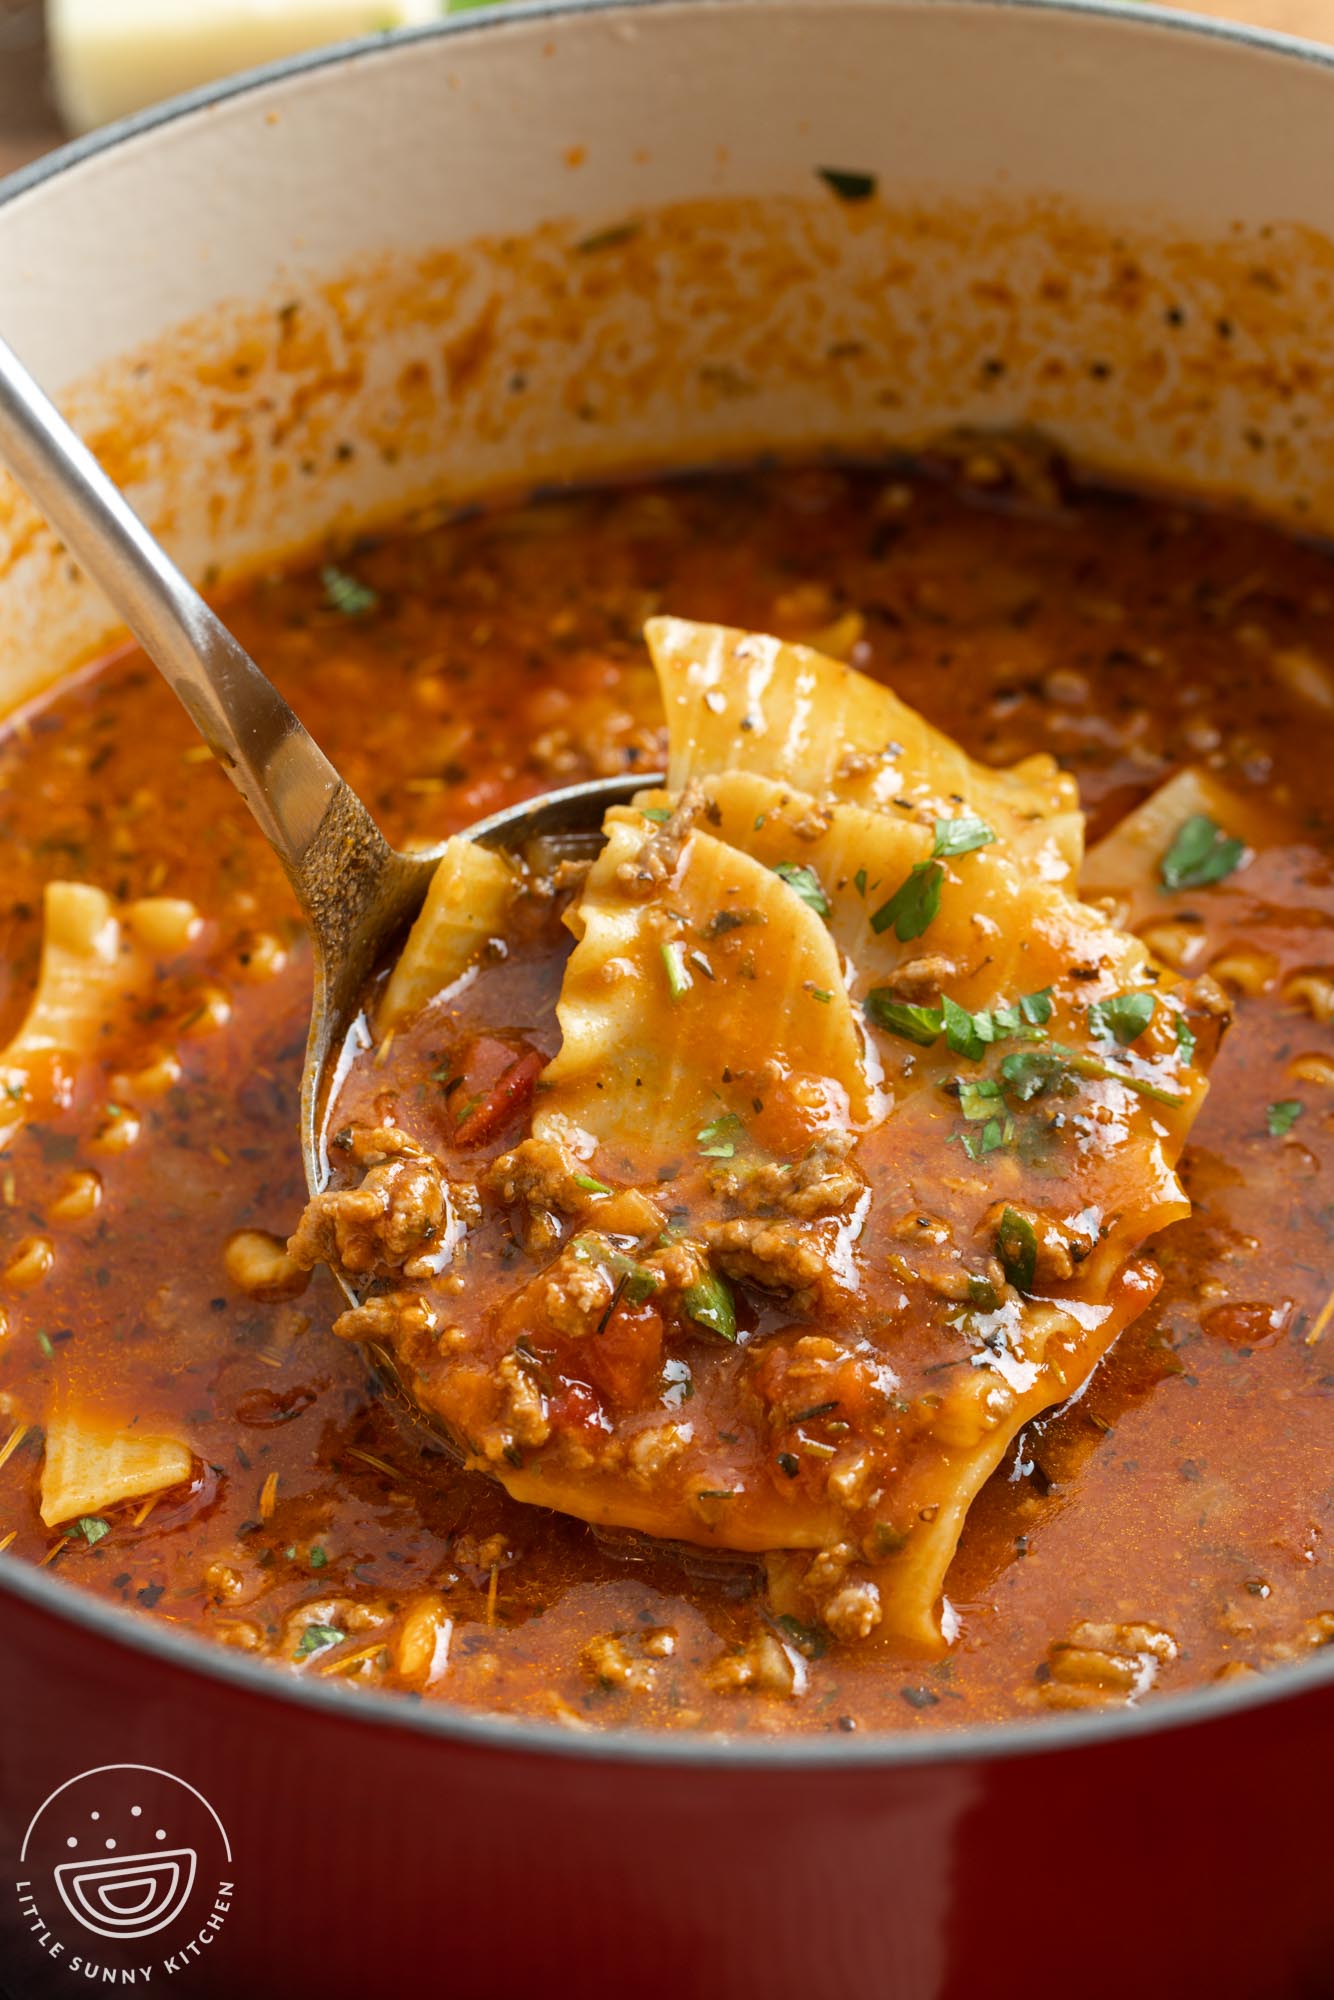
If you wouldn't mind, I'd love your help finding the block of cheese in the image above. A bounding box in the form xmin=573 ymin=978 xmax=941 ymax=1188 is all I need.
xmin=50 ymin=0 xmax=446 ymax=134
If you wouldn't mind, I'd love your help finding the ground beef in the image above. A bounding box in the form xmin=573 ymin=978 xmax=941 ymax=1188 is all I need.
xmin=288 ymin=1125 xmax=477 ymax=1281
xmin=487 ymin=1131 xmax=665 ymax=1251
xmin=624 ymin=1420 xmax=692 ymax=1484
xmin=882 ymin=952 xmax=961 ymax=1004
xmin=885 ymin=1209 xmax=1006 ymax=1304
xmin=331 ymin=1290 xmax=439 ymax=1347
xmin=492 ymin=1351 xmax=552 ymax=1452
xmin=823 ymin=1579 xmax=883 ymax=1641
xmin=540 ymin=1243 xmax=618 ymax=1339
xmin=704 ymin=1216 xmax=845 ymax=1314
xmin=613 ymin=780 xmax=706 ymax=897
xmin=980 ymin=1200 xmax=1098 ymax=1285
xmin=708 ymin=1136 xmax=863 ymax=1219
xmin=487 ymin=1135 xmax=584 ymax=1213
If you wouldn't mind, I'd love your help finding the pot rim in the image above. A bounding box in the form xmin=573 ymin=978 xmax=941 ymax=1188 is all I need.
xmin=3 ymin=0 xmax=1333 ymax=1772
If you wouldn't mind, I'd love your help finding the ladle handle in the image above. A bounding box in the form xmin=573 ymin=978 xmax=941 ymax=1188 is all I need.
xmin=0 ymin=329 xmax=373 ymax=886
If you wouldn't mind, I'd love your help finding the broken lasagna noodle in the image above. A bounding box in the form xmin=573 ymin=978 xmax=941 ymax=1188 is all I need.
xmin=4 ymin=453 xmax=1333 ymax=1726
xmin=295 ymin=620 xmax=1226 ymax=1650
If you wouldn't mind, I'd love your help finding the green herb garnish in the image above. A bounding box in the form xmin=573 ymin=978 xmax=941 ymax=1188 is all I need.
xmin=573 ymin=1173 xmax=611 ymax=1195
xmin=661 ymin=940 xmax=691 ymax=1001
xmin=73 ymin=1516 xmax=110 ymax=1547
xmin=697 ymin=1113 xmax=745 ymax=1159
xmin=996 ymin=1207 xmax=1038 ymax=1292
xmin=864 ymin=985 xmax=1052 ymax=1056
xmin=681 ymin=1271 xmax=737 ymax=1342
xmin=959 ymin=1117 xmax=1012 ymax=1159
xmin=932 ymin=815 xmax=996 ymax=858
xmin=294 ymin=1624 xmax=346 ymax=1661
xmin=1087 ymin=990 xmax=1157 ymax=1046
xmin=320 ymin=564 xmax=379 ymax=618
xmin=817 ymin=166 xmax=878 ymax=203
xmin=1000 ymin=1042 xmax=1182 ymax=1108
xmin=773 ymin=861 xmax=831 ymax=919
xmin=1160 ymin=815 xmax=1246 ymax=891
xmin=957 ymin=1076 xmax=1003 ymax=1121
xmin=1014 ymin=988 xmax=1054 ymax=1028
xmin=869 ymin=861 xmax=943 ymax=941
xmin=1175 ymin=1014 xmax=1197 ymax=1067
xmin=640 ymin=806 xmax=672 ymax=825
xmin=1267 ymin=1098 xmax=1304 ymax=1137
xmin=863 ymin=993 xmax=942 ymax=1044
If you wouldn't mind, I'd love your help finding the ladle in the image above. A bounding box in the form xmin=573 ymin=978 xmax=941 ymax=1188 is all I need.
xmin=0 ymin=332 xmax=656 ymax=1271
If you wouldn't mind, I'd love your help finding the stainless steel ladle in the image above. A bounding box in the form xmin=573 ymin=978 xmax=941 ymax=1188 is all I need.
xmin=0 ymin=332 xmax=657 ymax=1241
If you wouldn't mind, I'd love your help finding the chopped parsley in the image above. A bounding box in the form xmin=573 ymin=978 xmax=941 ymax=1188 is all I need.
xmin=854 ymin=867 xmax=869 ymax=898
xmin=1160 ymin=814 xmax=1246 ymax=891
xmin=959 ymin=1116 xmax=1013 ymax=1159
xmin=1174 ymin=1014 xmax=1197 ymax=1067
xmin=308 ymin=1546 xmax=329 ymax=1569
xmin=863 ymin=994 xmax=942 ymax=1044
xmin=640 ymin=805 xmax=672 ymax=825
xmin=294 ymin=1624 xmax=346 ymax=1661
xmin=73 ymin=1516 xmax=110 ymax=1547
xmin=996 ymin=1207 xmax=1038 ymax=1292
xmin=816 ymin=166 xmax=878 ymax=203
xmin=957 ymin=1076 xmax=1003 ymax=1121
xmin=773 ymin=861 xmax=831 ymax=919
xmin=1087 ymin=990 xmax=1157 ymax=1046
xmin=320 ymin=564 xmax=378 ymax=618
xmin=864 ymin=985 xmax=1052 ymax=1057
xmin=1267 ymin=1098 xmax=1304 ymax=1138
xmin=573 ymin=1172 xmax=611 ymax=1195
xmin=697 ymin=1112 xmax=745 ymax=1159
xmin=682 ymin=1270 xmax=737 ymax=1342
xmin=869 ymin=860 xmax=943 ymax=941
xmin=1000 ymin=1042 xmax=1182 ymax=1108
xmin=931 ymin=815 xmax=996 ymax=858
xmin=661 ymin=940 xmax=691 ymax=1000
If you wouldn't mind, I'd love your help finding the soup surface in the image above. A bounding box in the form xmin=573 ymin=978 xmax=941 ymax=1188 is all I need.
xmin=2 ymin=450 xmax=1333 ymax=1734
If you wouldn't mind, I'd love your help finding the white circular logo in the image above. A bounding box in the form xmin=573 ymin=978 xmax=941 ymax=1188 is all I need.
xmin=14 ymin=1764 xmax=233 ymax=1980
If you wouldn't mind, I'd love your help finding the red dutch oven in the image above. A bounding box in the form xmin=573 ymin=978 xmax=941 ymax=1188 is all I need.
xmin=3 ymin=5 xmax=1334 ymax=1994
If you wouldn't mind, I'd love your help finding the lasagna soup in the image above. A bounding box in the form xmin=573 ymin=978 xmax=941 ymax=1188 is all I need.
xmin=1 ymin=448 xmax=1331 ymax=1732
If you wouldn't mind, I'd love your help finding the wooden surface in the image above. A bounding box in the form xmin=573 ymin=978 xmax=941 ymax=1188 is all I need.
xmin=0 ymin=0 xmax=1332 ymax=181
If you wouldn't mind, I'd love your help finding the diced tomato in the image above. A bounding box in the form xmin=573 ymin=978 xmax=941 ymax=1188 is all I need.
xmin=546 ymin=1377 xmax=606 ymax=1437
xmin=535 ymin=1302 xmax=665 ymax=1427
xmin=445 ymin=1037 xmax=543 ymax=1147
xmin=578 ymin=1300 xmax=665 ymax=1412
